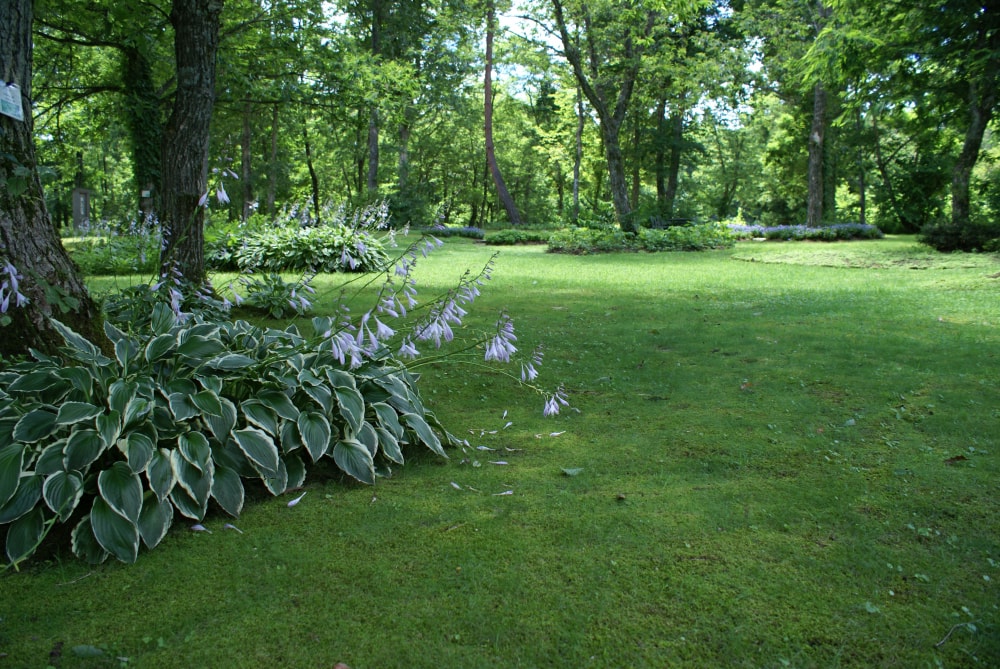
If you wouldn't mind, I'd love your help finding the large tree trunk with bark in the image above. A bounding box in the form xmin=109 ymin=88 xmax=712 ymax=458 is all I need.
xmin=240 ymin=100 xmax=253 ymax=221
xmin=484 ymin=0 xmax=522 ymax=225
xmin=158 ymin=0 xmax=222 ymax=285
xmin=951 ymin=73 xmax=998 ymax=228
xmin=121 ymin=46 xmax=163 ymax=222
xmin=0 ymin=0 xmax=104 ymax=357
xmin=806 ymin=82 xmax=827 ymax=226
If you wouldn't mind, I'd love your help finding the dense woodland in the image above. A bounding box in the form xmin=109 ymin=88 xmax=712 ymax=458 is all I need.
xmin=23 ymin=0 xmax=1000 ymax=236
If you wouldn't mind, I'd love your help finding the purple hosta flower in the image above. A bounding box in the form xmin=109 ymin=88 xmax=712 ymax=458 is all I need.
xmin=168 ymin=287 xmax=184 ymax=317
xmin=0 ymin=261 xmax=28 ymax=312
xmin=543 ymin=387 xmax=570 ymax=417
xmin=416 ymin=317 xmax=454 ymax=348
xmin=398 ymin=337 xmax=420 ymax=360
xmin=485 ymin=312 xmax=517 ymax=363
xmin=378 ymin=295 xmax=401 ymax=318
xmin=340 ymin=246 xmax=358 ymax=270
xmin=216 ymin=182 xmax=230 ymax=205
xmin=355 ymin=239 xmax=367 ymax=255
xmin=374 ymin=317 xmax=394 ymax=340
xmin=198 ymin=192 xmax=209 ymax=207
xmin=329 ymin=329 xmax=360 ymax=367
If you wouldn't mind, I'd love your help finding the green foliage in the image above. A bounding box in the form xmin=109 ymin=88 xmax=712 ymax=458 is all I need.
xmin=0 ymin=307 xmax=456 ymax=567
xmin=483 ymin=229 xmax=552 ymax=245
xmin=422 ymin=226 xmax=485 ymax=240
xmin=726 ymin=222 xmax=885 ymax=241
xmin=227 ymin=226 xmax=389 ymax=274
xmin=238 ymin=273 xmax=315 ymax=320
xmin=547 ymin=223 xmax=735 ymax=254
xmin=920 ymin=219 xmax=1000 ymax=253
xmin=66 ymin=225 xmax=161 ymax=276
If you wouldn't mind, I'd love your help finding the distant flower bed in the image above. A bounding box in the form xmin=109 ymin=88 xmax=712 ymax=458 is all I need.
xmin=728 ymin=223 xmax=884 ymax=241
xmin=422 ymin=225 xmax=485 ymax=239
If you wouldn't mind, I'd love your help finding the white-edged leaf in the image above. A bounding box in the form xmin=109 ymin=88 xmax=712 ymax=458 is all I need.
xmin=178 ymin=431 xmax=211 ymax=471
xmin=0 ymin=474 xmax=42 ymax=524
xmin=5 ymin=507 xmax=45 ymax=563
xmin=55 ymin=402 xmax=102 ymax=425
xmin=233 ymin=427 xmax=279 ymax=475
xmin=376 ymin=427 xmax=404 ymax=465
xmin=64 ymin=429 xmax=105 ymax=471
xmin=43 ymin=470 xmax=85 ymax=521
xmin=0 ymin=444 xmax=27 ymax=508
xmin=146 ymin=448 xmax=176 ymax=501
xmin=70 ymin=515 xmax=109 ymax=565
xmin=13 ymin=409 xmax=57 ymax=443
xmin=332 ymin=439 xmax=375 ymax=484
xmin=90 ymin=497 xmax=139 ymax=564
xmin=190 ymin=390 xmax=223 ymax=418
xmin=335 ymin=386 xmax=365 ymax=433
xmin=205 ymin=397 xmax=237 ymax=443
xmin=402 ymin=413 xmax=445 ymax=457
xmin=297 ymin=411 xmax=331 ymax=462
xmin=98 ymin=461 xmax=143 ymax=523
xmin=241 ymin=399 xmax=278 ymax=436
xmin=210 ymin=464 xmax=244 ymax=517
xmin=137 ymin=495 xmax=173 ymax=549
xmin=257 ymin=390 xmax=300 ymax=421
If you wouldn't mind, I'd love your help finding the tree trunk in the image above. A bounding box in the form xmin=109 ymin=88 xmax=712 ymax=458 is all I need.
xmin=806 ymin=82 xmax=827 ymax=226
xmin=0 ymin=0 xmax=103 ymax=357
xmin=267 ymin=104 xmax=279 ymax=216
xmin=303 ymin=122 xmax=321 ymax=224
xmin=951 ymin=76 xmax=998 ymax=228
xmin=484 ymin=0 xmax=522 ymax=226
xmin=121 ymin=45 xmax=162 ymax=222
xmin=367 ymin=110 xmax=379 ymax=196
xmin=240 ymin=100 xmax=253 ymax=221
xmin=630 ymin=120 xmax=640 ymax=210
xmin=602 ymin=119 xmax=633 ymax=231
xmin=159 ymin=0 xmax=223 ymax=284
xmin=665 ymin=109 xmax=683 ymax=218
xmin=573 ymin=86 xmax=583 ymax=224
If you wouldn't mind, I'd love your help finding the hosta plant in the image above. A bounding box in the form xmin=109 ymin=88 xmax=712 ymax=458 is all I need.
xmin=0 ymin=306 xmax=459 ymax=567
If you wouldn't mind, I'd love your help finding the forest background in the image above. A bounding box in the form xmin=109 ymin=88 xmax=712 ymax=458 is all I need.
xmin=24 ymin=0 xmax=1000 ymax=242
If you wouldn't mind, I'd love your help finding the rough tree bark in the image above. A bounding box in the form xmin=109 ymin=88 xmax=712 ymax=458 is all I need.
xmin=0 ymin=0 xmax=104 ymax=357
xmin=484 ymin=0 xmax=522 ymax=225
xmin=806 ymin=82 xmax=827 ymax=226
xmin=951 ymin=43 xmax=999 ymax=228
xmin=158 ymin=0 xmax=223 ymax=285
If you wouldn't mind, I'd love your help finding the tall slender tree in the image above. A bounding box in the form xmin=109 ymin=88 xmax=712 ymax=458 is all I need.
xmin=485 ymin=0 xmax=523 ymax=225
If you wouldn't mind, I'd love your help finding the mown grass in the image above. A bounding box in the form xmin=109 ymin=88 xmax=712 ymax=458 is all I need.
xmin=2 ymin=236 xmax=998 ymax=668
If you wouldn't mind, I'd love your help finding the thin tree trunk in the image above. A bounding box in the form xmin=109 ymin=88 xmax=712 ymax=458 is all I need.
xmin=871 ymin=116 xmax=905 ymax=229
xmin=241 ymin=100 xmax=253 ymax=221
xmin=267 ymin=104 xmax=279 ymax=216
xmin=367 ymin=0 xmax=382 ymax=197
xmin=484 ymin=0 xmax=522 ymax=225
xmin=159 ymin=0 xmax=223 ymax=284
xmin=807 ymin=82 xmax=827 ymax=226
xmin=0 ymin=0 xmax=103 ymax=356
xmin=630 ymin=119 xmax=640 ymax=210
xmin=303 ymin=122 xmax=321 ymax=224
xmin=856 ymin=107 xmax=865 ymax=225
xmin=573 ymin=86 xmax=583 ymax=224
xmin=665 ymin=110 xmax=683 ymax=218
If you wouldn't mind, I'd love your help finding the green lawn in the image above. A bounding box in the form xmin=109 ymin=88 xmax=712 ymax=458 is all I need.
xmin=3 ymin=236 xmax=998 ymax=668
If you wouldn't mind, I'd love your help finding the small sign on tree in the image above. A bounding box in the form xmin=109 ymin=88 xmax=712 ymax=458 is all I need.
xmin=0 ymin=81 xmax=25 ymax=121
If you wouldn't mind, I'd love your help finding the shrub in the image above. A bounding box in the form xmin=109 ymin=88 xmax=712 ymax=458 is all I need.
xmin=422 ymin=226 xmax=485 ymax=240
xmin=484 ymin=229 xmax=552 ymax=245
xmin=547 ymin=223 xmax=734 ymax=254
xmin=238 ymin=272 xmax=315 ymax=319
xmin=66 ymin=218 xmax=161 ymax=275
xmin=919 ymin=219 xmax=1000 ymax=253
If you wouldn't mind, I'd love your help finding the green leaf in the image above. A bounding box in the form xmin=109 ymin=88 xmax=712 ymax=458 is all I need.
xmin=70 ymin=515 xmax=109 ymax=565
xmin=50 ymin=319 xmax=99 ymax=357
xmin=123 ymin=397 xmax=152 ymax=428
xmin=176 ymin=334 xmax=226 ymax=360
xmin=5 ymin=507 xmax=45 ymax=563
xmin=326 ymin=368 xmax=357 ymax=389
xmin=12 ymin=409 xmax=58 ymax=443
xmin=376 ymin=427 xmax=404 ymax=465
xmin=233 ymin=427 xmax=279 ymax=476
xmin=146 ymin=448 xmax=176 ymax=501
xmin=90 ymin=497 xmax=139 ymax=563
xmin=34 ymin=442 xmax=66 ymax=476
xmin=108 ymin=380 xmax=138 ymax=414
xmin=43 ymin=470 xmax=84 ymax=521
xmin=170 ymin=450 xmax=212 ymax=514
xmin=137 ymin=494 xmax=173 ymax=549
xmin=96 ymin=411 xmax=122 ymax=449
xmin=55 ymin=402 xmax=102 ymax=425
xmin=402 ymin=413 xmax=446 ymax=457
xmin=64 ymin=429 xmax=105 ymax=471
xmin=0 ymin=444 xmax=27 ymax=508
xmin=0 ymin=474 xmax=42 ymax=523
xmin=169 ymin=486 xmax=204 ymax=521
xmin=178 ymin=432 xmax=211 ymax=471
xmin=297 ymin=411 xmax=331 ymax=462
xmin=210 ymin=464 xmax=244 ymax=517
xmin=333 ymin=439 xmax=375 ymax=484
xmin=241 ymin=400 xmax=278 ymax=436
xmin=303 ymin=385 xmax=332 ymax=413
xmin=190 ymin=390 xmax=223 ymax=418
xmin=150 ymin=303 xmax=177 ymax=335
xmin=168 ymin=393 xmax=198 ymax=421
xmin=207 ymin=353 xmax=256 ymax=370
xmin=122 ymin=432 xmax=155 ymax=473
xmin=114 ymin=337 xmax=140 ymax=368
xmin=372 ymin=402 xmax=403 ymax=438
xmin=257 ymin=389 xmax=300 ymax=421
xmin=279 ymin=419 xmax=303 ymax=453
xmin=205 ymin=397 xmax=237 ymax=443
xmin=98 ymin=461 xmax=143 ymax=523
xmin=261 ymin=457 xmax=288 ymax=496
xmin=335 ymin=386 xmax=365 ymax=433
xmin=144 ymin=333 xmax=176 ymax=362
xmin=357 ymin=421 xmax=379 ymax=456
xmin=8 ymin=370 xmax=60 ymax=393
xmin=284 ymin=453 xmax=306 ymax=490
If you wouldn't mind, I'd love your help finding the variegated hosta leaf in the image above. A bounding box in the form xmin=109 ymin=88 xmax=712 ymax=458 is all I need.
xmin=257 ymin=389 xmax=300 ymax=422
xmin=98 ymin=462 xmax=143 ymax=524
xmin=146 ymin=448 xmax=176 ymax=501
xmin=149 ymin=303 xmax=177 ymax=336
xmin=138 ymin=494 xmax=173 ymax=549
xmin=241 ymin=400 xmax=278 ymax=436
xmin=261 ymin=457 xmax=288 ymax=496
xmin=12 ymin=409 xmax=58 ymax=443
xmin=144 ymin=333 xmax=176 ymax=362
xmin=34 ymin=442 xmax=67 ymax=477
xmin=333 ymin=439 xmax=375 ymax=485
xmin=123 ymin=397 xmax=152 ymax=429
xmin=178 ymin=432 xmax=211 ymax=472
xmin=0 ymin=474 xmax=42 ymax=524
xmin=55 ymin=402 xmax=102 ymax=426
xmin=64 ymin=429 xmax=105 ymax=472
xmin=376 ymin=427 xmax=404 ymax=465
xmin=90 ymin=497 xmax=139 ymax=564
xmin=284 ymin=454 xmax=306 ymax=491
xmin=96 ymin=411 xmax=122 ymax=448
xmin=71 ymin=514 xmax=109 ymax=565
xmin=356 ymin=421 xmax=379 ymax=457
xmin=167 ymin=393 xmax=199 ymax=421
xmin=372 ymin=402 xmax=403 ymax=439
xmin=334 ymin=386 xmax=365 ymax=434
xmin=279 ymin=420 xmax=303 ymax=454
xmin=233 ymin=427 xmax=279 ymax=476
xmin=207 ymin=353 xmax=256 ymax=371
xmin=5 ymin=507 xmax=46 ymax=564
xmin=170 ymin=451 xmax=213 ymax=514
xmin=189 ymin=390 xmax=223 ymax=418
xmin=169 ymin=486 xmax=206 ymax=521
xmin=210 ymin=464 xmax=244 ymax=517
xmin=122 ymin=432 xmax=155 ymax=473
xmin=43 ymin=470 xmax=85 ymax=521
xmin=297 ymin=411 xmax=331 ymax=462
xmin=302 ymin=385 xmax=332 ymax=414
xmin=0 ymin=443 xmax=27 ymax=508
xmin=205 ymin=396 xmax=237 ymax=444
xmin=108 ymin=380 xmax=138 ymax=414
xmin=402 ymin=413 xmax=446 ymax=458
